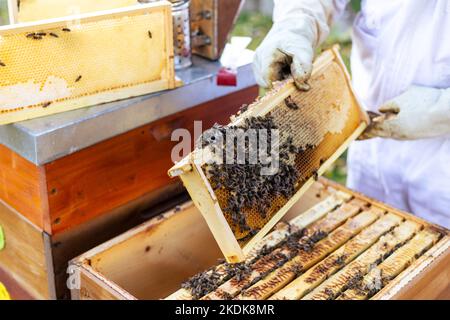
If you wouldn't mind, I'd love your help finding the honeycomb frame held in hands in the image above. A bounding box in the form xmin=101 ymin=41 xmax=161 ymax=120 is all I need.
xmin=169 ymin=46 xmax=369 ymax=263
xmin=0 ymin=1 xmax=175 ymax=125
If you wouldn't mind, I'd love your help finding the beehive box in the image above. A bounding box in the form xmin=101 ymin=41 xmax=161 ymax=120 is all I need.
xmin=0 ymin=193 xmax=159 ymax=300
xmin=8 ymin=0 xmax=138 ymax=23
xmin=0 ymin=1 xmax=175 ymax=125
xmin=169 ymin=47 xmax=369 ymax=263
xmin=69 ymin=179 xmax=450 ymax=300
xmin=0 ymin=84 xmax=258 ymax=300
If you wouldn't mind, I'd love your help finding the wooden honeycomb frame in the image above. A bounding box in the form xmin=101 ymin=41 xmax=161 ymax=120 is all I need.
xmin=7 ymin=0 xmax=138 ymax=23
xmin=169 ymin=47 xmax=369 ymax=263
xmin=68 ymin=179 xmax=449 ymax=300
xmin=0 ymin=1 xmax=175 ymax=124
xmin=165 ymin=179 xmax=450 ymax=300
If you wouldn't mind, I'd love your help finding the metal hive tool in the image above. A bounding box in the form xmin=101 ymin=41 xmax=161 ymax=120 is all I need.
xmin=165 ymin=180 xmax=449 ymax=300
xmin=0 ymin=1 xmax=175 ymax=124
xmin=169 ymin=47 xmax=369 ymax=263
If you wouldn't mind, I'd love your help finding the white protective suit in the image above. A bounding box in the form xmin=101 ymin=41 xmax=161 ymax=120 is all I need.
xmin=254 ymin=0 xmax=450 ymax=227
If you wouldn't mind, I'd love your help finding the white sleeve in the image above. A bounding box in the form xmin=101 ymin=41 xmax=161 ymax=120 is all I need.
xmin=273 ymin=0 xmax=350 ymax=45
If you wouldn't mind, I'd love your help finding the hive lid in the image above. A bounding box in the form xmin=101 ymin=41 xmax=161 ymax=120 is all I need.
xmin=169 ymin=46 xmax=369 ymax=263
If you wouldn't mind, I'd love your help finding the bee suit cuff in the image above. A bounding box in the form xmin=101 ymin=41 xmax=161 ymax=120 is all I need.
xmin=361 ymin=85 xmax=450 ymax=140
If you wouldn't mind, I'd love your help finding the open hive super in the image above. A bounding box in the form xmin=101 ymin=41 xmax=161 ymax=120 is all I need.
xmin=166 ymin=180 xmax=450 ymax=300
xmin=169 ymin=47 xmax=369 ymax=262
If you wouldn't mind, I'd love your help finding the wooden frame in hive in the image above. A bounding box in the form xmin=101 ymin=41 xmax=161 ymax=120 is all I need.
xmin=68 ymin=179 xmax=450 ymax=300
xmin=169 ymin=47 xmax=370 ymax=263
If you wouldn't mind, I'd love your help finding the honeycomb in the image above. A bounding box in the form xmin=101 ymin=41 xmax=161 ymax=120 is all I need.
xmin=0 ymin=3 xmax=174 ymax=124
xmin=17 ymin=0 xmax=138 ymax=22
xmin=201 ymin=58 xmax=365 ymax=244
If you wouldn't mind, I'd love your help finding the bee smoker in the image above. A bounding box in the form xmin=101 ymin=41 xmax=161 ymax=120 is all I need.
xmin=170 ymin=0 xmax=192 ymax=69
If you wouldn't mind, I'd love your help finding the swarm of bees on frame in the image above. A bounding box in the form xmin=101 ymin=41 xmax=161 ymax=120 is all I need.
xmin=199 ymin=96 xmax=317 ymax=239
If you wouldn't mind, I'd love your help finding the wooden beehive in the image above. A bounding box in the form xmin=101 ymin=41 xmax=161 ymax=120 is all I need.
xmin=0 ymin=1 xmax=175 ymax=125
xmin=169 ymin=47 xmax=369 ymax=263
xmin=0 ymin=81 xmax=258 ymax=300
xmin=69 ymin=179 xmax=450 ymax=300
xmin=8 ymin=0 xmax=138 ymax=23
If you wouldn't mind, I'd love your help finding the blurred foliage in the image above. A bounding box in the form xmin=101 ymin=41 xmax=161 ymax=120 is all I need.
xmin=0 ymin=0 xmax=8 ymax=25
xmin=231 ymin=10 xmax=353 ymax=184
xmin=350 ymin=0 xmax=362 ymax=12
xmin=231 ymin=11 xmax=273 ymax=51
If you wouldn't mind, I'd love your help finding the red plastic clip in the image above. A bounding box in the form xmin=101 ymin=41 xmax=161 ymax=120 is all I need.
xmin=217 ymin=67 xmax=237 ymax=87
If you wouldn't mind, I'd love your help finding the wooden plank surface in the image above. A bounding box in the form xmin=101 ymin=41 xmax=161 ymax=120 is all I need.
xmin=52 ymin=182 xmax=184 ymax=299
xmin=72 ymin=201 xmax=223 ymax=300
xmin=391 ymin=249 xmax=450 ymax=300
xmin=77 ymin=268 xmax=124 ymax=300
xmin=0 ymin=144 xmax=49 ymax=232
xmin=376 ymin=238 xmax=450 ymax=300
xmin=0 ymin=199 xmax=51 ymax=299
xmin=0 ymin=266 xmax=34 ymax=300
xmin=45 ymin=85 xmax=258 ymax=234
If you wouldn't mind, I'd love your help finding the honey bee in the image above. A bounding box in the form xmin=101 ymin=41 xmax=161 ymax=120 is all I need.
xmin=312 ymin=170 xmax=319 ymax=181
xmin=62 ymin=28 xmax=71 ymax=32
xmin=0 ymin=61 xmax=5 ymax=67
xmin=49 ymin=32 xmax=59 ymax=38
xmin=75 ymin=75 xmax=82 ymax=82
xmin=335 ymin=255 xmax=346 ymax=266
xmin=42 ymin=102 xmax=52 ymax=108
xmin=26 ymin=32 xmax=36 ymax=38
xmin=324 ymin=288 xmax=334 ymax=299
xmin=36 ymin=32 xmax=47 ymax=36
xmin=284 ymin=96 xmax=300 ymax=110
xmin=148 ymin=30 xmax=152 ymax=38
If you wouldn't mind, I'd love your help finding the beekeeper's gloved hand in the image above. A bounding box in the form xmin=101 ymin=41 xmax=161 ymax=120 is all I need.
xmin=252 ymin=0 xmax=336 ymax=90
xmin=361 ymin=85 xmax=450 ymax=140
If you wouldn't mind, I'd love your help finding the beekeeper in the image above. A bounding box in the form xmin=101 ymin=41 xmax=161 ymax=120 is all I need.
xmin=253 ymin=0 xmax=450 ymax=228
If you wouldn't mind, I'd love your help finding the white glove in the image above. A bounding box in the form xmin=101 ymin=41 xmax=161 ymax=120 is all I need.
xmin=361 ymin=85 xmax=450 ymax=140
xmin=252 ymin=0 xmax=337 ymax=89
